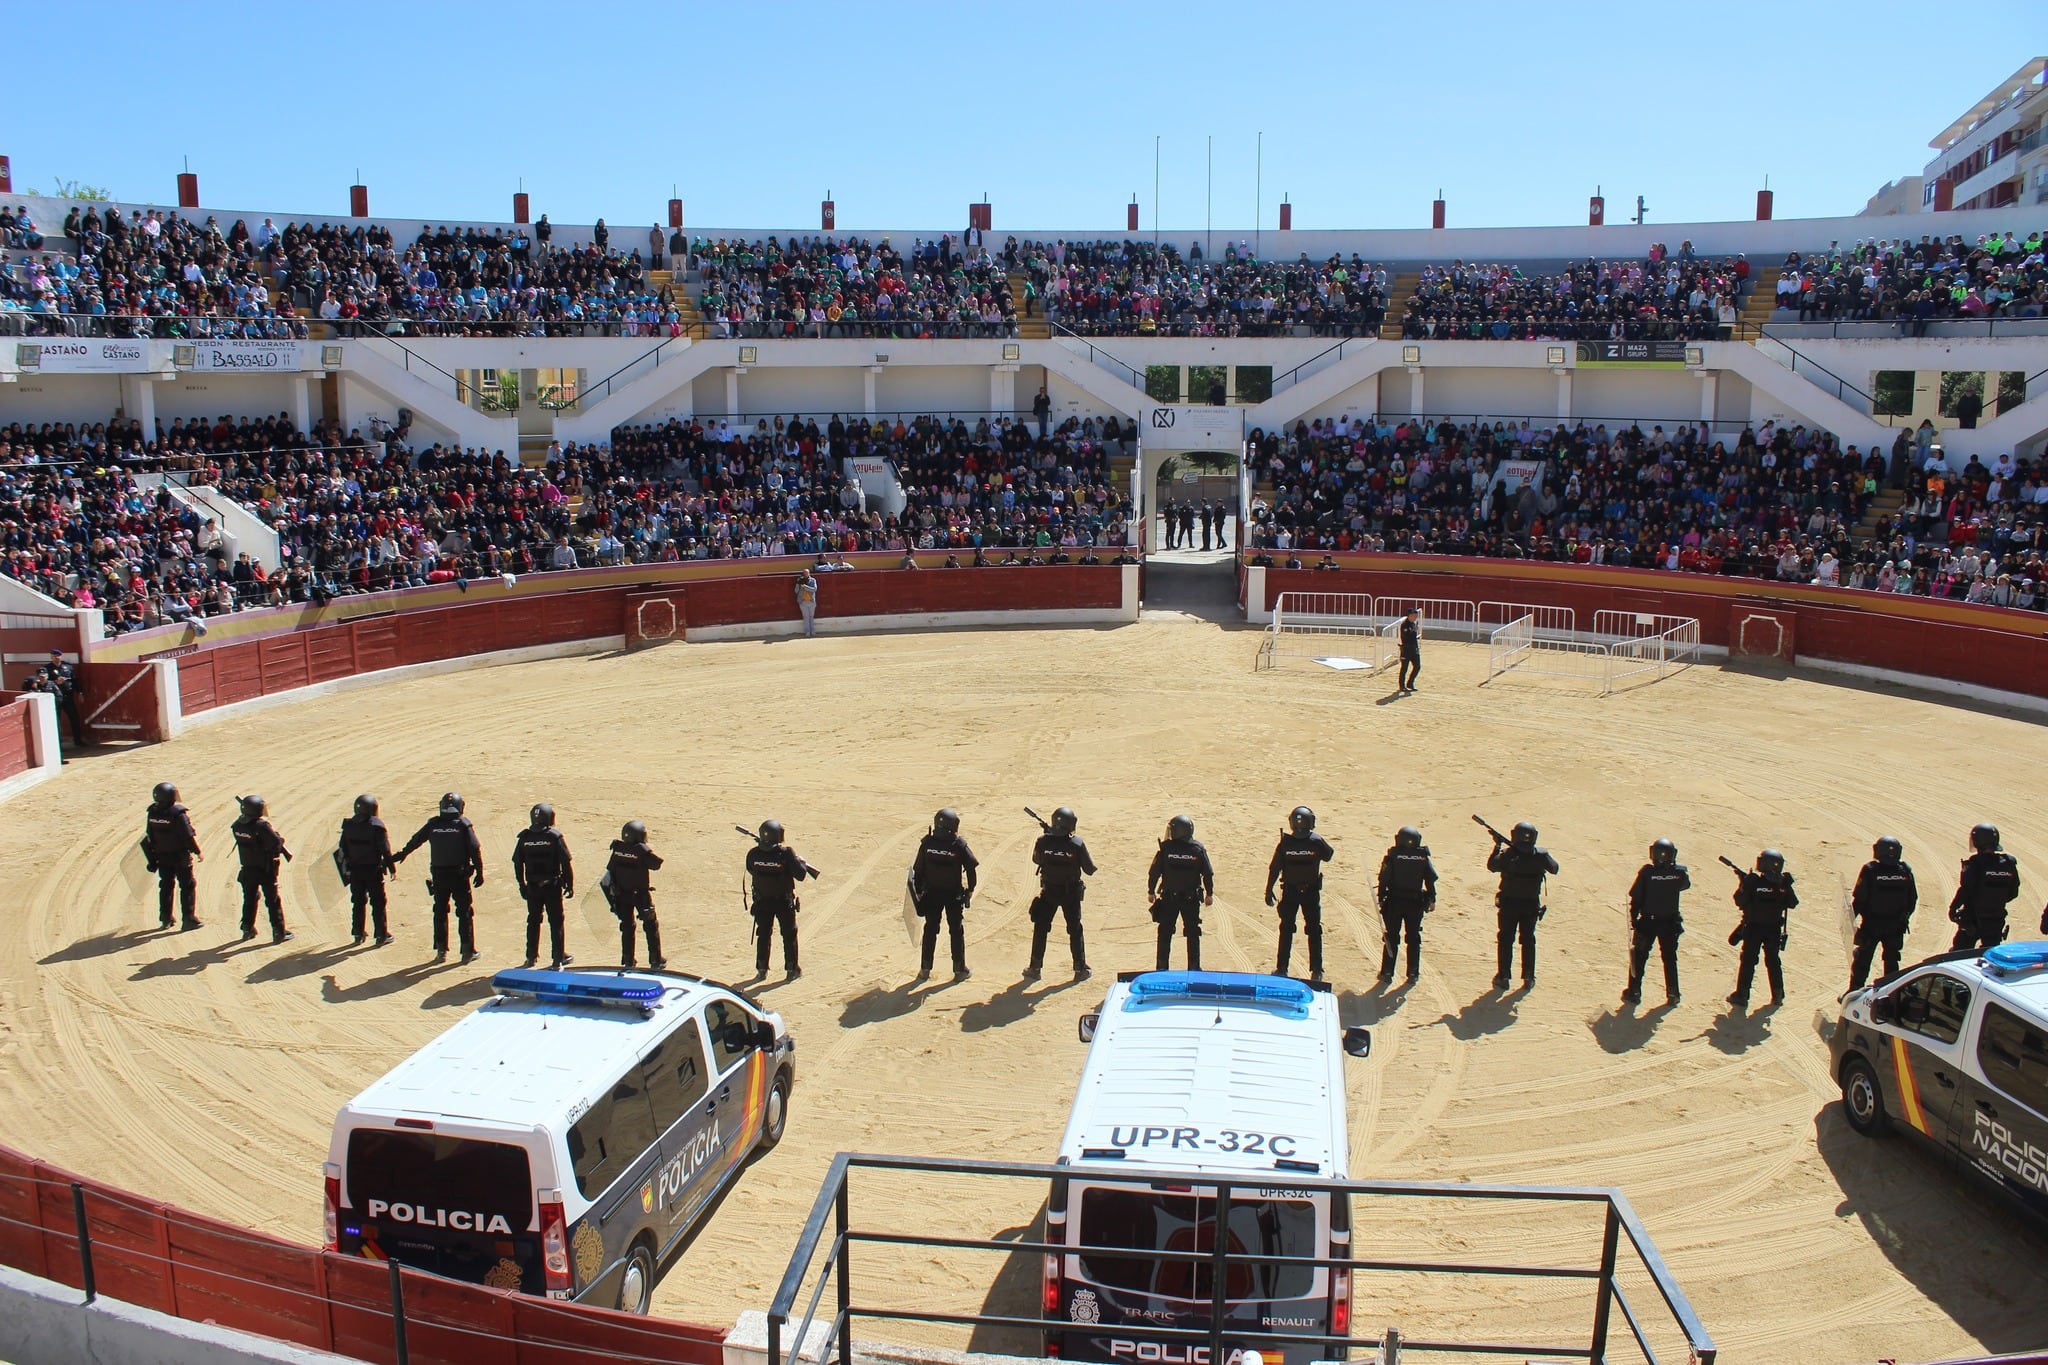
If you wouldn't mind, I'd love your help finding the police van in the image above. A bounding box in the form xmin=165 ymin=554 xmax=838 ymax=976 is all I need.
xmin=1832 ymin=941 xmax=2048 ymax=1223
xmin=324 ymin=967 xmax=795 ymax=1313
xmin=1045 ymin=971 xmax=1371 ymax=1365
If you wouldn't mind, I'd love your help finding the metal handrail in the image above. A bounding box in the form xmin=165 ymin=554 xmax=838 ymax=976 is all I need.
xmin=1046 ymin=322 xmax=1147 ymax=390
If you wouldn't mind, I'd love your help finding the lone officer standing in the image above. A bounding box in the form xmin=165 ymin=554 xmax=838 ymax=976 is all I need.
xmin=1376 ymin=826 xmax=1437 ymax=982
xmin=1728 ymin=849 xmax=1797 ymax=1010
xmin=337 ymin=794 xmax=395 ymax=946
xmin=794 ymin=568 xmax=820 ymax=638
xmin=747 ymin=820 xmax=817 ymax=979
xmin=46 ymin=648 xmax=84 ymax=747
xmin=608 ymin=821 xmax=667 ymax=969
xmin=1397 ymin=607 xmax=1423 ymax=693
xmin=1849 ymin=836 xmax=1917 ymax=990
xmin=1487 ymin=821 xmax=1557 ymax=989
xmin=1623 ymin=839 xmax=1688 ymax=1006
xmin=397 ymin=793 xmax=485 ymax=964
xmin=232 ymin=794 xmax=293 ymax=944
xmin=1025 ymin=807 xmax=1095 ymax=981
xmin=1266 ymin=806 xmax=1335 ymax=980
xmin=911 ymin=809 xmax=978 ymax=981
xmin=143 ymin=782 xmax=204 ymax=930
xmin=1149 ymin=815 xmax=1215 ymax=971
xmin=1950 ymin=823 xmax=2021 ymax=952
xmin=513 ymin=804 xmax=575 ymax=970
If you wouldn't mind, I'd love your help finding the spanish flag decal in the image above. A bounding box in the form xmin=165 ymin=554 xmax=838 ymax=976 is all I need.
xmin=1890 ymin=1035 xmax=1931 ymax=1136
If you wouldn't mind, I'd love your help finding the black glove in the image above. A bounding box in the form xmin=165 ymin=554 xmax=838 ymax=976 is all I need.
xmin=563 ymin=881 xmax=574 ymax=899
xmin=1265 ymin=888 xmax=1277 ymax=907
xmin=472 ymin=869 xmax=485 ymax=888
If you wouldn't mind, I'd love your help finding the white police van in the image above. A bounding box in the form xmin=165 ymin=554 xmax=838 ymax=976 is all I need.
xmin=1045 ymin=971 xmax=1370 ymax=1365
xmin=1832 ymin=941 xmax=2048 ymax=1223
xmin=324 ymin=967 xmax=794 ymax=1313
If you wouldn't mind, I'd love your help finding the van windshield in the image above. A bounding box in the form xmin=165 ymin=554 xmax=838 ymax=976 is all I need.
xmin=1076 ymin=1188 xmax=1318 ymax=1302
xmin=344 ymin=1130 xmax=538 ymax=1290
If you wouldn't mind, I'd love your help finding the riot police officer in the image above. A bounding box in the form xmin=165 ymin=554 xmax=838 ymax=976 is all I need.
xmin=231 ymin=794 xmax=293 ymax=943
xmin=1376 ymin=827 xmax=1438 ymax=982
xmin=336 ymin=794 xmax=395 ymax=946
xmin=1148 ymin=815 xmax=1214 ymax=971
xmin=911 ymin=809 xmax=978 ymax=981
xmin=1849 ymin=836 xmax=1917 ymax=990
xmin=396 ymin=793 xmax=485 ymax=964
xmin=1486 ymin=821 xmax=1557 ymax=989
xmin=1266 ymin=806 xmax=1335 ymax=980
xmin=512 ymin=804 xmax=574 ymax=969
xmin=142 ymin=782 xmax=204 ymax=930
xmin=1623 ymin=839 xmax=1688 ymax=1006
xmin=1728 ymin=849 xmax=1797 ymax=1010
xmin=1950 ymin=823 xmax=2022 ymax=952
xmin=747 ymin=820 xmax=817 ymax=979
xmin=607 ymin=821 xmax=666 ymax=969
xmin=1026 ymin=807 xmax=1094 ymax=981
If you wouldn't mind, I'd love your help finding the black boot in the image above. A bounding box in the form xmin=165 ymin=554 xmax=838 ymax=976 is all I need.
xmin=643 ymin=918 xmax=666 ymax=970
xmin=1307 ymin=932 xmax=1324 ymax=982
xmin=1155 ymin=925 xmax=1174 ymax=971
xmin=1275 ymin=930 xmax=1293 ymax=977
xmin=1070 ymin=931 xmax=1090 ymax=978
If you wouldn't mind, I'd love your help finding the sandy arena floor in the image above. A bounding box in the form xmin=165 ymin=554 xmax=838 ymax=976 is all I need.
xmin=2 ymin=613 xmax=2044 ymax=1364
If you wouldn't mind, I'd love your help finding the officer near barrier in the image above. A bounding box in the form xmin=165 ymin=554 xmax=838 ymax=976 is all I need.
xmin=911 ymin=809 xmax=978 ymax=981
xmin=1482 ymin=818 xmax=1557 ymax=989
xmin=142 ymin=782 xmax=204 ymax=931
xmin=396 ymin=793 xmax=485 ymax=964
xmin=746 ymin=820 xmax=817 ymax=979
xmin=1149 ymin=815 xmax=1215 ymax=971
xmin=1726 ymin=849 xmax=1796 ymax=1010
xmin=1622 ymin=839 xmax=1688 ymax=1006
xmin=46 ymin=648 xmax=84 ymax=747
xmin=1397 ymin=607 xmax=1423 ymax=693
xmin=336 ymin=795 xmax=396 ymax=946
xmin=1376 ymin=826 xmax=1438 ymax=982
xmin=607 ymin=821 xmax=667 ymax=969
xmin=1266 ymin=806 xmax=1335 ymax=980
xmin=1024 ymin=807 xmax=1094 ymax=982
xmin=1849 ymin=836 xmax=1917 ymax=990
xmin=1950 ymin=823 xmax=2022 ymax=952
xmin=512 ymin=804 xmax=575 ymax=970
xmin=231 ymin=794 xmax=293 ymax=944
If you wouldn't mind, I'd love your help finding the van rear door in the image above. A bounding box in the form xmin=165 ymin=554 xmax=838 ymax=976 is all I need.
xmin=1961 ymin=1000 xmax=2048 ymax=1220
xmin=640 ymin=1015 xmax=717 ymax=1240
xmin=340 ymin=1128 xmax=540 ymax=1292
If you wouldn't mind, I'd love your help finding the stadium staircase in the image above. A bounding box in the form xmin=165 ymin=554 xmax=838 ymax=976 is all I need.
xmin=1008 ymin=272 xmax=1050 ymax=339
xmin=1851 ymin=485 xmax=1907 ymax=547
xmin=1377 ymin=271 xmax=1420 ymax=340
xmin=1739 ymin=266 xmax=1781 ymax=335
xmin=650 ymin=270 xmax=706 ymax=335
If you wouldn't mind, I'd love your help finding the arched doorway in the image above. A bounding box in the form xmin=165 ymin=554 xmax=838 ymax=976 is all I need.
xmin=1152 ymin=450 xmax=1240 ymax=554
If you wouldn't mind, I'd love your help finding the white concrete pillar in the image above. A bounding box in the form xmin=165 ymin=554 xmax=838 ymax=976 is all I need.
xmin=1555 ymin=369 xmax=1572 ymax=421
xmin=989 ymin=364 xmax=1018 ymax=417
xmin=120 ymin=374 xmax=157 ymax=438
xmin=864 ymin=366 xmax=882 ymax=418
xmin=289 ymin=375 xmax=312 ymax=433
xmin=1407 ymin=367 xmax=1425 ymax=417
xmin=725 ymin=368 xmax=741 ymax=417
xmin=1699 ymin=371 xmax=1719 ymax=423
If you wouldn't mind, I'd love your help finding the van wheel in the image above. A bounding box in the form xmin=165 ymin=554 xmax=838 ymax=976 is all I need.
xmin=618 ymin=1241 xmax=656 ymax=1315
xmin=758 ymin=1070 xmax=792 ymax=1152
xmin=1841 ymin=1056 xmax=1892 ymax=1137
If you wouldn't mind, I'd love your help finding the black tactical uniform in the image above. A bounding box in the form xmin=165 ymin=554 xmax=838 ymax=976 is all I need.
xmin=143 ymin=783 xmax=204 ymax=930
xmin=1623 ymin=841 xmax=1689 ymax=1005
xmin=1849 ymin=837 xmax=1916 ymax=989
xmin=1148 ymin=816 xmax=1215 ymax=971
xmin=1376 ymin=828 xmax=1437 ymax=981
xmin=1266 ymin=807 xmax=1335 ymax=979
xmin=512 ymin=805 xmax=574 ymax=969
xmin=911 ymin=810 xmax=978 ymax=979
xmin=397 ymin=793 xmax=485 ymax=962
xmin=1026 ymin=808 xmax=1094 ymax=981
xmin=1729 ymin=851 xmax=1797 ymax=1009
xmin=1397 ymin=611 xmax=1422 ymax=692
xmin=337 ymin=795 xmax=396 ymax=945
xmin=747 ymin=821 xmax=816 ymax=977
xmin=1487 ymin=823 xmax=1557 ymax=988
xmin=1950 ymin=824 xmax=2021 ymax=952
xmin=607 ymin=823 xmax=666 ymax=968
xmin=231 ymin=796 xmax=292 ymax=942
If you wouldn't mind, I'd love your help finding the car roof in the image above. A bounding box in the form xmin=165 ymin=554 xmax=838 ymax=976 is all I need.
xmin=1899 ymin=941 xmax=2048 ymax=1017
xmin=1058 ymin=971 xmax=1347 ymax=1180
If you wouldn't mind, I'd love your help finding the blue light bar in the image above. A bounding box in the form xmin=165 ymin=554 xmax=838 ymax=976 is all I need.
xmin=1128 ymin=971 xmax=1312 ymax=1017
xmin=492 ymin=968 xmax=666 ymax=1007
xmin=1983 ymin=942 xmax=2048 ymax=974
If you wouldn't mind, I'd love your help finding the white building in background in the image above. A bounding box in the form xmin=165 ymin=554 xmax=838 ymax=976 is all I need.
xmin=1859 ymin=176 xmax=1924 ymax=217
xmin=1917 ymin=57 xmax=2048 ymax=213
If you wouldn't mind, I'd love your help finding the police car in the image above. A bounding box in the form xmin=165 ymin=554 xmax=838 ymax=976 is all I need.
xmin=1046 ymin=971 xmax=1371 ymax=1365
xmin=324 ymin=967 xmax=795 ymax=1313
xmin=1832 ymin=941 xmax=2048 ymax=1222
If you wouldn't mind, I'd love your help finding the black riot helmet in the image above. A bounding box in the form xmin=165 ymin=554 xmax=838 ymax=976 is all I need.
xmin=530 ymin=803 xmax=555 ymax=831
xmin=353 ymin=793 xmax=379 ymax=819
xmin=622 ymin=820 xmax=647 ymax=844
xmin=1971 ymin=823 xmax=2001 ymax=853
xmin=1051 ymin=807 xmax=1077 ymax=836
xmin=933 ymin=808 xmax=960 ymax=837
xmin=1758 ymin=849 xmax=1785 ymax=875
xmin=1289 ymin=806 xmax=1316 ymax=835
xmin=1396 ymin=825 xmax=1423 ymax=850
xmin=1168 ymin=814 xmax=1195 ymax=842
xmin=238 ymin=794 xmax=266 ymax=819
xmin=1512 ymin=821 xmax=1538 ymax=849
xmin=152 ymin=781 xmax=179 ymax=807
xmin=440 ymin=792 xmax=465 ymax=816
xmin=1873 ymin=835 xmax=1902 ymax=865
xmin=759 ymin=819 xmax=785 ymax=846
xmin=1651 ymin=838 xmax=1677 ymax=866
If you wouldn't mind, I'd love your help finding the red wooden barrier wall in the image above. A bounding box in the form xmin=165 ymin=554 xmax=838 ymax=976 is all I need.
xmin=0 ymin=697 xmax=33 ymax=781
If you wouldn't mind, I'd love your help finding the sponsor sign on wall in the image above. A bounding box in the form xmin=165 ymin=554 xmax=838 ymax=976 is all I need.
xmin=15 ymin=339 xmax=149 ymax=373
xmin=1142 ymin=405 xmax=1244 ymax=448
xmin=183 ymin=338 xmax=308 ymax=371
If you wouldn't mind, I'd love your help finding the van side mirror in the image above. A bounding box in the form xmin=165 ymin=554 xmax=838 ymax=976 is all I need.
xmin=1078 ymin=1013 xmax=1100 ymax=1044
xmin=755 ymin=1022 xmax=778 ymax=1051
xmin=1870 ymin=993 xmax=1895 ymax=1024
xmin=1343 ymin=1026 xmax=1372 ymax=1058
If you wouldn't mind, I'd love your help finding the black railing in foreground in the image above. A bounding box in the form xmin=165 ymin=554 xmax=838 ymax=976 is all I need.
xmin=769 ymin=1152 xmax=1715 ymax=1365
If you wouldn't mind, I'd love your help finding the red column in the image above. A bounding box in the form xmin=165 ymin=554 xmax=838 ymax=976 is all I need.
xmin=0 ymin=156 xmax=11 ymax=194
xmin=176 ymin=172 xmax=199 ymax=209
xmin=349 ymin=184 xmax=369 ymax=217
xmin=1126 ymin=200 xmax=1139 ymax=231
xmin=821 ymin=199 xmax=835 ymax=230
xmin=1430 ymin=197 xmax=1445 ymax=229
xmin=1278 ymin=200 xmax=1292 ymax=231
xmin=1754 ymin=189 xmax=1774 ymax=221
xmin=1589 ymin=195 xmax=1605 ymax=226
xmin=667 ymin=198 xmax=684 ymax=229
xmin=512 ymin=192 xmax=530 ymax=224
xmin=1932 ymin=179 xmax=1953 ymax=212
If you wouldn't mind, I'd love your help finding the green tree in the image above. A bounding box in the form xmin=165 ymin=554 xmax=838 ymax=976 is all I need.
xmin=25 ymin=178 xmax=111 ymax=200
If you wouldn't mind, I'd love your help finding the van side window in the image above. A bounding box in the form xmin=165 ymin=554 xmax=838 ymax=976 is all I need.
xmin=642 ymin=1025 xmax=711 ymax=1133
xmin=1977 ymin=1003 xmax=2048 ymax=1118
xmin=702 ymin=999 xmax=755 ymax=1073
xmin=567 ymin=1072 xmax=660 ymax=1199
xmin=1893 ymin=973 xmax=1971 ymax=1046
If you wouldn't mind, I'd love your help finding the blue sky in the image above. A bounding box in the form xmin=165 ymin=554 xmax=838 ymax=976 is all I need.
xmin=12 ymin=2 xmax=2048 ymax=231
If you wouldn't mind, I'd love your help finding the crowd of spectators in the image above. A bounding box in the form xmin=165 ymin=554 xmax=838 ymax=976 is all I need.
xmin=1014 ymin=238 xmax=1388 ymax=337
xmin=1770 ymin=230 xmax=2048 ymax=328
xmin=1398 ymin=245 xmax=1749 ymax=341
xmin=687 ymin=235 xmax=1016 ymax=338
